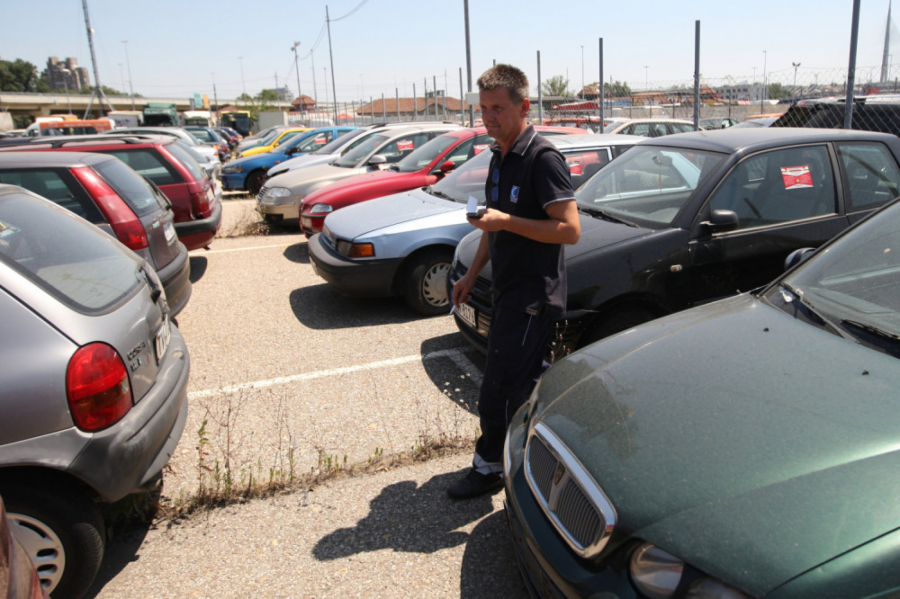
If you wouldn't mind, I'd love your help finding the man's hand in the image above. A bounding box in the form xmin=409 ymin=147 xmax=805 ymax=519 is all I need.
xmin=451 ymin=272 xmax=476 ymax=307
xmin=467 ymin=208 xmax=509 ymax=232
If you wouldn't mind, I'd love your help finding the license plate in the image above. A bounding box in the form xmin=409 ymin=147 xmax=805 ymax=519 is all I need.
xmin=206 ymin=187 xmax=216 ymax=203
xmin=301 ymin=217 xmax=313 ymax=228
xmin=163 ymin=221 xmax=176 ymax=244
xmin=457 ymin=302 xmax=477 ymax=329
xmin=155 ymin=317 xmax=171 ymax=363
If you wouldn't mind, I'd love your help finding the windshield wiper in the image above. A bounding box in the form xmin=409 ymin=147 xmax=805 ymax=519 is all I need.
xmin=426 ymin=187 xmax=464 ymax=203
xmin=578 ymin=206 xmax=638 ymax=227
xmin=842 ymin=319 xmax=900 ymax=346
xmin=780 ymin=283 xmax=857 ymax=342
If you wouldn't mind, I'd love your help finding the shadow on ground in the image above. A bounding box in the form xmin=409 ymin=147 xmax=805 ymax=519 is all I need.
xmin=283 ymin=242 xmax=309 ymax=264
xmin=289 ymin=286 xmax=423 ymax=330
xmin=188 ymin=255 xmax=207 ymax=283
xmin=460 ymin=511 xmax=529 ymax=598
xmin=421 ymin=334 xmax=484 ymax=415
xmin=83 ymin=526 xmax=149 ymax=598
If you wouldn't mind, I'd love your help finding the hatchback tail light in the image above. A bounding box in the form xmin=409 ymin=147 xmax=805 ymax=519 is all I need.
xmin=71 ymin=166 xmax=149 ymax=251
xmin=190 ymin=185 xmax=213 ymax=219
xmin=66 ymin=343 xmax=133 ymax=432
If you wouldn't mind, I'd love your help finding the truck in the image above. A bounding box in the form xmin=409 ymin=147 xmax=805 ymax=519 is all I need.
xmin=142 ymin=102 xmax=179 ymax=127
xmin=181 ymin=110 xmax=215 ymax=127
xmin=220 ymin=110 xmax=252 ymax=137
xmin=108 ymin=110 xmax=143 ymax=127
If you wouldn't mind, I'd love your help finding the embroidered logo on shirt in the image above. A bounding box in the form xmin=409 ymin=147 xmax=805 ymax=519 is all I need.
xmin=511 ymin=185 xmax=520 ymax=203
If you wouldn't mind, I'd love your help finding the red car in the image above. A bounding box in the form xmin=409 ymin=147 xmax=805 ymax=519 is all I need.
xmin=298 ymin=126 xmax=586 ymax=238
xmin=0 ymin=135 xmax=221 ymax=251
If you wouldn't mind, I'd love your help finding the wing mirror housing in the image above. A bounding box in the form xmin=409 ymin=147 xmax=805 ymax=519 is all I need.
xmin=701 ymin=209 xmax=739 ymax=235
xmin=431 ymin=160 xmax=456 ymax=176
xmin=784 ymin=247 xmax=816 ymax=271
xmin=368 ymin=155 xmax=387 ymax=167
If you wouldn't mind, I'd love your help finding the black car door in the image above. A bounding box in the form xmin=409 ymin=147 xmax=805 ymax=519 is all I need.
xmin=684 ymin=143 xmax=849 ymax=305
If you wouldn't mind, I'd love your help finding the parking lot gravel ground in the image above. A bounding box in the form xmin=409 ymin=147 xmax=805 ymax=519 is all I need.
xmin=86 ymin=197 xmax=528 ymax=598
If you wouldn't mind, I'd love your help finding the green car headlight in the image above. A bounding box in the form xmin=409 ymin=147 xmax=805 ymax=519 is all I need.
xmin=630 ymin=543 xmax=684 ymax=599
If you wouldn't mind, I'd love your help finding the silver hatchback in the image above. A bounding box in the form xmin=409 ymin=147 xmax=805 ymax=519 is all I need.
xmin=0 ymin=184 xmax=190 ymax=598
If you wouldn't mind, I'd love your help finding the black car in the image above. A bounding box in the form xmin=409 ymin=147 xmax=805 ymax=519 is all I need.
xmin=450 ymin=128 xmax=900 ymax=356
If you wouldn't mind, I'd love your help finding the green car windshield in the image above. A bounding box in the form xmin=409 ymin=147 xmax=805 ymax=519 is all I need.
xmin=575 ymin=146 xmax=724 ymax=228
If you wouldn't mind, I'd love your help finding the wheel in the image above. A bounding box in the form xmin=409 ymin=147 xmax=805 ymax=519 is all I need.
xmin=403 ymin=248 xmax=454 ymax=316
xmin=578 ymin=308 xmax=655 ymax=348
xmin=246 ymin=170 xmax=267 ymax=196
xmin=3 ymin=482 xmax=105 ymax=599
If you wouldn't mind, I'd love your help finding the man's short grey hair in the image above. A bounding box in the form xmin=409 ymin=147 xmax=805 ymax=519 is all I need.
xmin=477 ymin=64 xmax=529 ymax=104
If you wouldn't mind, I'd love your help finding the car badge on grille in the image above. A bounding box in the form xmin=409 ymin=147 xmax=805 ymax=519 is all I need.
xmin=553 ymin=463 xmax=567 ymax=487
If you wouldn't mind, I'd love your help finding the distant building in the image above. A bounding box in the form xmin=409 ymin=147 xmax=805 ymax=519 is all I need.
xmin=43 ymin=57 xmax=90 ymax=92
xmin=356 ymin=96 xmax=468 ymax=118
xmin=265 ymin=86 xmax=294 ymax=102
xmin=716 ymin=81 xmax=766 ymax=103
xmin=291 ymin=95 xmax=316 ymax=112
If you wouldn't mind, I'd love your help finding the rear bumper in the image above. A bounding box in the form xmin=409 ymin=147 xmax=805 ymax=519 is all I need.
xmin=156 ymin=242 xmax=192 ymax=317
xmin=308 ymin=233 xmax=402 ymax=298
xmin=175 ymin=200 xmax=222 ymax=250
xmin=67 ymin=325 xmax=191 ymax=502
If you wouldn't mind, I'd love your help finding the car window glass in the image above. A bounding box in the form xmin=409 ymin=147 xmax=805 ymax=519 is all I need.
xmin=651 ymin=123 xmax=668 ymax=137
xmin=0 ymin=168 xmax=104 ymax=222
xmin=432 ymin=147 xmax=492 ymax=202
xmin=378 ymin=133 xmax=430 ymax=164
xmin=189 ymin=129 xmax=214 ymax=143
xmin=567 ymin=149 xmax=612 ymax=189
xmin=98 ymin=148 xmax=181 ymax=186
xmin=396 ymin=134 xmax=459 ymax=172
xmin=165 ymin=142 xmax=206 ymax=181
xmin=295 ymin=131 xmax=334 ymax=153
xmin=314 ymin=128 xmax=366 ymax=154
xmin=576 ymin=146 xmax=724 ymax=227
xmin=93 ymin=158 xmax=166 ymax=216
xmin=445 ymin=137 xmax=477 ymax=165
xmin=274 ymin=131 xmax=304 ymax=147
xmin=335 ymin=134 xmax=389 ymax=167
xmin=0 ymin=190 xmax=142 ymax=313
xmin=672 ymin=123 xmax=694 ymax=133
xmin=631 ymin=123 xmax=651 ymax=137
xmin=837 ymin=143 xmax=900 ymax=212
xmin=708 ymin=145 xmax=836 ymax=231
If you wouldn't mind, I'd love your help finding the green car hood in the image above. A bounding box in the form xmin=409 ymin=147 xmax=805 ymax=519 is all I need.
xmin=532 ymin=294 xmax=900 ymax=597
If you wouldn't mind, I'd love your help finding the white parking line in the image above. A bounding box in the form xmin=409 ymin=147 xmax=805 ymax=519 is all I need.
xmin=188 ymin=347 xmax=481 ymax=399
xmin=190 ymin=243 xmax=293 ymax=255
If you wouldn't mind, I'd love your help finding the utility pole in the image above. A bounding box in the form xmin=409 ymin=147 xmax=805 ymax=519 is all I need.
xmin=292 ymin=42 xmax=303 ymax=113
xmin=81 ymin=0 xmax=113 ymax=117
xmin=326 ymin=5 xmax=338 ymax=122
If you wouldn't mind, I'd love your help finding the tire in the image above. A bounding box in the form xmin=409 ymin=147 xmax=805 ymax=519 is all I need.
xmin=578 ymin=308 xmax=655 ymax=348
xmin=403 ymin=249 xmax=454 ymax=316
xmin=3 ymin=483 xmax=105 ymax=599
xmin=246 ymin=170 xmax=267 ymax=197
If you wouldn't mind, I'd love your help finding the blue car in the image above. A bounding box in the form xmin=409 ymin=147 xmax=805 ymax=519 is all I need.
xmin=222 ymin=126 xmax=357 ymax=195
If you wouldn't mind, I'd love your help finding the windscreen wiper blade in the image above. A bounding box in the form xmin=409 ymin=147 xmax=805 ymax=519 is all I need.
xmin=780 ymin=283 xmax=856 ymax=342
xmin=578 ymin=206 xmax=638 ymax=227
xmin=842 ymin=319 xmax=900 ymax=345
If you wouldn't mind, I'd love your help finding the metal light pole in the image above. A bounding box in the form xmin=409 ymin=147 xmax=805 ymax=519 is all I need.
xmin=464 ymin=0 xmax=474 ymax=126
xmin=792 ymin=62 xmax=801 ymax=99
xmin=211 ymin=72 xmax=220 ymax=123
xmin=580 ymin=45 xmax=584 ymax=97
xmin=326 ymin=5 xmax=338 ymax=123
xmin=311 ymin=49 xmax=318 ymax=109
xmin=761 ymin=50 xmax=767 ymax=113
xmin=238 ymin=56 xmax=245 ymax=96
xmin=292 ymin=42 xmax=303 ymax=113
xmin=644 ymin=66 xmax=649 ymax=90
xmin=122 ymin=40 xmax=135 ymax=110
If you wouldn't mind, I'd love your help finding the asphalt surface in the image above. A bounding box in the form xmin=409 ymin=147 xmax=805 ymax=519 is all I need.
xmin=87 ymin=197 xmax=529 ymax=598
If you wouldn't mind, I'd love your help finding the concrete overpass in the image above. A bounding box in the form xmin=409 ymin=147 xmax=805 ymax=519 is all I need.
xmin=0 ymin=92 xmax=293 ymax=120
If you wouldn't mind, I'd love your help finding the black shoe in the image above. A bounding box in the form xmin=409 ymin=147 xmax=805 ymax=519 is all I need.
xmin=447 ymin=469 xmax=503 ymax=500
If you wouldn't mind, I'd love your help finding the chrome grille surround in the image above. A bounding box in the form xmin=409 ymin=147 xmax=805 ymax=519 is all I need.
xmin=525 ymin=422 xmax=616 ymax=559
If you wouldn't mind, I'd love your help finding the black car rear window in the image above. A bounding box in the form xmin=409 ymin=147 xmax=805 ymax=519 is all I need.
xmin=92 ymin=158 xmax=167 ymax=216
xmin=0 ymin=168 xmax=105 ymax=223
xmin=165 ymin=141 xmax=206 ymax=181
xmin=0 ymin=189 xmax=142 ymax=314
xmin=97 ymin=148 xmax=183 ymax=186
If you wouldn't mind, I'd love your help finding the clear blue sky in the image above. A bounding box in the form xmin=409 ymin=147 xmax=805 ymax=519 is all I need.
xmin=2 ymin=0 xmax=897 ymax=101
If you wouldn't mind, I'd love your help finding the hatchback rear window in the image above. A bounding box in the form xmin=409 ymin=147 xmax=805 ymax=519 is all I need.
xmin=0 ymin=190 xmax=142 ymax=313
xmin=165 ymin=141 xmax=206 ymax=181
xmin=0 ymin=168 xmax=105 ymax=223
xmin=93 ymin=158 xmax=167 ymax=216
xmin=98 ymin=148 xmax=182 ymax=186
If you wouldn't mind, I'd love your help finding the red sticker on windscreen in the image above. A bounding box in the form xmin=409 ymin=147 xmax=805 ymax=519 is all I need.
xmin=314 ymin=136 xmax=327 ymax=144
xmin=397 ymin=140 xmax=414 ymax=151
xmin=568 ymin=160 xmax=583 ymax=175
xmin=781 ymin=165 xmax=813 ymax=189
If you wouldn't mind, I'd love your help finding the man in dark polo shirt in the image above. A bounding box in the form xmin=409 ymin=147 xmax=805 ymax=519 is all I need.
xmin=448 ymin=64 xmax=581 ymax=499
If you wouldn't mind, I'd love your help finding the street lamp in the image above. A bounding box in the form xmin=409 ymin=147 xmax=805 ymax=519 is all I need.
xmin=580 ymin=45 xmax=584 ymax=97
xmin=121 ymin=40 xmax=135 ymax=110
xmin=644 ymin=66 xmax=649 ymax=91
xmin=792 ymin=61 xmax=801 ymax=99
xmin=762 ymin=50 xmax=767 ymax=113
xmin=291 ymin=42 xmax=303 ymax=113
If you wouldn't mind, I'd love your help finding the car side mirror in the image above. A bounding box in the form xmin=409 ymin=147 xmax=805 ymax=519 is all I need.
xmin=784 ymin=247 xmax=815 ymax=271
xmin=701 ymin=209 xmax=739 ymax=234
xmin=368 ymin=155 xmax=387 ymax=167
xmin=432 ymin=160 xmax=456 ymax=176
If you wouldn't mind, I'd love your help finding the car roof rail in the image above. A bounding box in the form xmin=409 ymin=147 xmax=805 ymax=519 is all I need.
xmin=0 ymin=134 xmax=166 ymax=150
